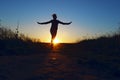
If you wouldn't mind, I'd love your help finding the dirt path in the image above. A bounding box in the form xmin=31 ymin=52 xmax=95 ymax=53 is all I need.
xmin=0 ymin=53 xmax=93 ymax=80
xmin=0 ymin=52 xmax=119 ymax=80
xmin=32 ymin=52 xmax=80 ymax=80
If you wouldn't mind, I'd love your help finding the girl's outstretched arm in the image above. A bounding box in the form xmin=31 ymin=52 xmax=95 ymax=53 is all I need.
xmin=59 ymin=21 xmax=72 ymax=25
xmin=37 ymin=20 xmax=51 ymax=25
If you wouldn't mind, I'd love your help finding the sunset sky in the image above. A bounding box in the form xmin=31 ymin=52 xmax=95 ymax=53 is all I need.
xmin=0 ymin=0 xmax=120 ymax=43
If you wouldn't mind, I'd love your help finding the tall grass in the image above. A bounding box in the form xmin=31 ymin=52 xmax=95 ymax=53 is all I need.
xmin=0 ymin=26 xmax=120 ymax=56
xmin=59 ymin=28 xmax=120 ymax=57
xmin=0 ymin=27 xmax=50 ymax=55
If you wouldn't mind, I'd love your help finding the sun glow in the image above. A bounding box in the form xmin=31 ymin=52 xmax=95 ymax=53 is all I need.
xmin=53 ymin=38 xmax=60 ymax=44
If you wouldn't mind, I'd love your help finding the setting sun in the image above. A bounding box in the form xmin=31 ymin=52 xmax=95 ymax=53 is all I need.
xmin=53 ymin=38 xmax=59 ymax=44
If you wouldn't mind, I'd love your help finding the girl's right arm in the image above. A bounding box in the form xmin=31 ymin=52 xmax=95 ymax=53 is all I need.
xmin=37 ymin=20 xmax=51 ymax=25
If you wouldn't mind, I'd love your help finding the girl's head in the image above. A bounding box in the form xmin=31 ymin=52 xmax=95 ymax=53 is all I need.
xmin=52 ymin=14 xmax=57 ymax=20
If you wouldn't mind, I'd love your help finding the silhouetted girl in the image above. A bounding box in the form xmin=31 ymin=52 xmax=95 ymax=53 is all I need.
xmin=37 ymin=14 xmax=72 ymax=44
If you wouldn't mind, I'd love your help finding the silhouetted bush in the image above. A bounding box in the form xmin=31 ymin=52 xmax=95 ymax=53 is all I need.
xmin=59 ymin=32 xmax=120 ymax=57
xmin=0 ymin=27 xmax=50 ymax=55
xmin=0 ymin=27 xmax=16 ymax=39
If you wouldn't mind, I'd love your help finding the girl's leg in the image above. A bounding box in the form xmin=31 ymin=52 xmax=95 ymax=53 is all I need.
xmin=50 ymin=35 xmax=55 ymax=49
xmin=51 ymin=35 xmax=55 ymax=44
xmin=50 ymin=30 xmax=57 ymax=44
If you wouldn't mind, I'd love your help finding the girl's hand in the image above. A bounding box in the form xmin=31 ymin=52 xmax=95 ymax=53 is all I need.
xmin=37 ymin=22 xmax=40 ymax=24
